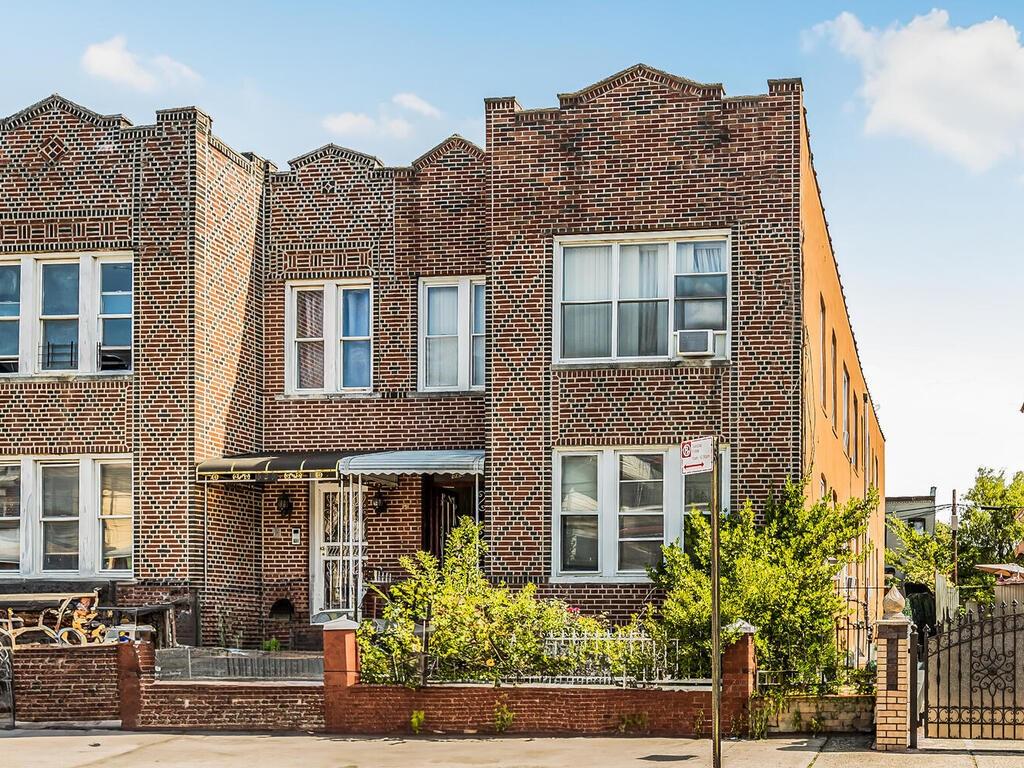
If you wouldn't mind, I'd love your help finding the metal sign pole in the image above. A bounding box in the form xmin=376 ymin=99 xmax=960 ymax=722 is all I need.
xmin=710 ymin=437 xmax=721 ymax=768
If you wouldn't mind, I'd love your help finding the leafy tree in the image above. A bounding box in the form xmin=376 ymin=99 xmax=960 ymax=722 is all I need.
xmin=958 ymin=468 xmax=1024 ymax=599
xmin=650 ymin=478 xmax=876 ymax=681
xmin=886 ymin=517 xmax=954 ymax=589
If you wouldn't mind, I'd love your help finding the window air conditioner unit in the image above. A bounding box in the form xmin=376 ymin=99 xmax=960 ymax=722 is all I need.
xmin=676 ymin=329 xmax=715 ymax=357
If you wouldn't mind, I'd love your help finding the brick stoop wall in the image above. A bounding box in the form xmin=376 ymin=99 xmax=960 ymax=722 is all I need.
xmin=13 ymin=644 xmax=120 ymax=722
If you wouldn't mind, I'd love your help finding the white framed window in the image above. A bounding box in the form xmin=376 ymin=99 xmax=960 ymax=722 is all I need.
xmin=0 ymin=252 xmax=134 ymax=376
xmin=285 ymin=280 xmax=372 ymax=394
xmin=553 ymin=231 xmax=730 ymax=364
xmin=552 ymin=444 xmax=730 ymax=581
xmin=0 ymin=263 xmax=20 ymax=373
xmin=418 ymin=276 xmax=485 ymax=392
xmin=0 ymin=455 xmax=133 ymax=579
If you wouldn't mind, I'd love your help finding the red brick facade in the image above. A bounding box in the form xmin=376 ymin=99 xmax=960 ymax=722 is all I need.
xmin=0 ymin=64 xmax=883 ymax=645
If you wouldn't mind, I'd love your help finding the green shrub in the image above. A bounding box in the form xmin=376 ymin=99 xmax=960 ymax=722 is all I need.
xmin=493 ymin=701 xmax=515 ymax=733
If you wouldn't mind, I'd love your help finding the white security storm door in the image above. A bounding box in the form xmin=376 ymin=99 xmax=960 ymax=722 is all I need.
xmin=311 ymin=481 xmax=367 ymax=619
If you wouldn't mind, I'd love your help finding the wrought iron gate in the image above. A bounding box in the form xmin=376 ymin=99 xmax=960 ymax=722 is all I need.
xmin=924 ymin=603 xmax=1024 ymax=739
xmin=0 ymin=637 xmax=13 ymax=729
xmin=314 ymin=481 xmax=367 ymax=620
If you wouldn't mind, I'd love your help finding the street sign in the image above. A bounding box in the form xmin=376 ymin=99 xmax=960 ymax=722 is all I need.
xmin=681 ymin=436 xmax=714 ymax=475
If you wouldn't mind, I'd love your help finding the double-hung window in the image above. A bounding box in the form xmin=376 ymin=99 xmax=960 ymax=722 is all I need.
xmin=40 ymin=262 xmax=79 ymax=370
xmin=0 ymin=264 xmax=19 ymax=373
xmin=555 ymin=232 xmax=729 ymax=363
xmin=0 ymin=456 xmax=133 ymax=579
xmin=286 ymin=280 xmax=372 ymax=394
xmin=418 ymin=276 xmax=485 ymax=392
xmin=842 ymin=365 xmax=850 ymax=455
xmin=0 ymin=253 xmax=134 ymax=375
xmin=0 ymin=465 xmax=20 ymax=571
xmin=554 ymin=447 xmax=688 ymax=580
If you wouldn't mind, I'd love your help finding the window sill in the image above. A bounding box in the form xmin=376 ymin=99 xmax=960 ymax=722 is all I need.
xmin=549 ymin=575 xmax=653 ymax=585
xmin=552 ymin=359 xmax=731 ymax=372
xmin=409 ymin=389 xmax=486 ymax=399
xmin=0 ymin=573 xmax=136 ymax=581
xmin=277 ymin=391 xmax=378 ymax=401
xmin=0 ymin=371 xmax=133 ymax=384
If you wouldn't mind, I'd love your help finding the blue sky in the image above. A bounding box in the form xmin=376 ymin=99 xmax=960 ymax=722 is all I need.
xmin=2 ymin=1 xmax=1021 ymax=506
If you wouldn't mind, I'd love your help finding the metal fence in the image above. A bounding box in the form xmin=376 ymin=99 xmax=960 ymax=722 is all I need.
xmin=155 ymin=647 xmax=323 ymax=681
xmin=389 ymin=630 xmax=712 ymax=688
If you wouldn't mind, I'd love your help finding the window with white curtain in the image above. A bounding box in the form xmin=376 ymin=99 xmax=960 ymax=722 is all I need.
xmin=0 ymin=456 xmax=133 ymax=579
xmin=286 ymin=280 xmax=372 ymax=394
xmin=418 ymin=276 xmax=485 ymax=392
xmin=555 ymin=233 xmax=729 ymax=362
xmin=0 ymin=264 xmax=20 ymax=373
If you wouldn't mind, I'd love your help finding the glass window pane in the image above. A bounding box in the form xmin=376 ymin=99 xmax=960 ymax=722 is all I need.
xmin=472 ymin=335 xmax=484 ymax=387
xmin=560 ymin=455 xmax=598 ymax=512
xmin=426 ymin=286 xmax=458 ymax=336
xmin=100 ymin=464 xmax=131 ymax=517
xmin=0 ymin=321 xmax=18 ymax=357
xmin=342 ymin=339 xmax=370 ymax=388
xmin=617 ymin=301 xmax=667 ymax=357
xmin=561 ymin=303 xmax=611 ymax=358
xmin=618 ymin=515 xmax=664 ymax=538
xmin=101 ymin=518 xmax=132 ymax=571
xmin=42 ymin=466 xmax=78 ymax=517
xmin=295 ymin=290 xmax=323 ymax=338
xmin=41 ymin=263 xmax=79 ymax=315
xmin=677 ymin=241 xmax=726 ymax=273
xmin=472 ymin=284 xmax=485 ymax=333
xmin=563 ymin=246 xmax=612 ymax=301
xmin=43 ymin=520 xmax=78 ymax=571
xmin=101 ymin=263 xmax=132 ymax=293
xmin=619 ymin=244 xmax=668 ymax=299
xmin=42 ymin=319 xmax=78 ymax=369
xmin=0 ymin=466 xmax=19 ymax=518
xmin=675 ymin=274 xmax=727 ymax=299
xmin=677 ymin=299 xmax=726 ymax=331
xmin=561 ymin=515 xmax=599 ymax=571
xmin=618 ymin=539 xmax=662 ymax=571
xmin=684 ymin=472 xmax=712 ymax=514
xmin=342 ymin=289 xmax=370 ymax=338
xmin=0 ymin=265 xmax=19 ymax=315
xmin=101 ymin=294 xmax=132 ymax=315
xmin=102 ymin=318 xmax=131 ymax=347
xmin=296 ymin=340 xmax=324 ymax=389
xmin=425 ymin=336 xmax=458 ymax=387
xmin=619 ymin=454 xmax=664 ymax=481
xmin=0 ymin=521 xmax=17 ymax=571
xmin=619 ymin=482 xmax=664 ymax=513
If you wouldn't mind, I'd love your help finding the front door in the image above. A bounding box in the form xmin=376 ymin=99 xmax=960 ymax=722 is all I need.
xmin=311 ymin=481 xmax=367 ymax=619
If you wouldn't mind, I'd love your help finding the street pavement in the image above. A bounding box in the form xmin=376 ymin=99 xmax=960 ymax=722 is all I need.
xmin=2 ymin=729 xmax=1023 ymax=767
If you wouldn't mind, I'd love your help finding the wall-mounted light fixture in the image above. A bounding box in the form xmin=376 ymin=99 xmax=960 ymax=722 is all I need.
xmin=367 ymin=489 xmax=387 ymax=516
xmin=276 ymin=490 xmax=294 ymax=518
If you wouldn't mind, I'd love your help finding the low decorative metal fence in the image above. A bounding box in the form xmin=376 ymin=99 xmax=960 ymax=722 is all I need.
xmin=155 ymin=647 xmax=323 ymax=681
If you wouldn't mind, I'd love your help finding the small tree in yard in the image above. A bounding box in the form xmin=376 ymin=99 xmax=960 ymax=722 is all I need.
xmin=650 ymin=478 xmax=876 ymax=681
xmin=886 ymin=516 xmax=955 ymax=590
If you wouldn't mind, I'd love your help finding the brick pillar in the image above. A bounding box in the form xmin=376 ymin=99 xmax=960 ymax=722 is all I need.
xmin=322 ymin=618 xmax=360 ymax=732
xmin=874 ymin=588 xmax=913 ymax=752
xmin=722 ymin=621 xmax=757 ymax=735
xmin=117 ymin=642 xmax=151 ymax=729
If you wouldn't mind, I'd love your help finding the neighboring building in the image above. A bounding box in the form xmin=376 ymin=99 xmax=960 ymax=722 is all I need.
xmin=885 ymin=488 xmax=938 ymax=553
xmin=0 ymin=64 xmax=884 ymax=647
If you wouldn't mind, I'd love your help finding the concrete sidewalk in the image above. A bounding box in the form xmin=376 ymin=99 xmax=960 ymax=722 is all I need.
xmin=1 ymin=729 xmax=1022 ymax=767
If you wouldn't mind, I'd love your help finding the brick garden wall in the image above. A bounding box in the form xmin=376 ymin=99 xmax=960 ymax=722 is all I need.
xmin=12 ymin=644 xmax=120 ymax=722
xmin=754 ymin=694 xmax=874 ymax=735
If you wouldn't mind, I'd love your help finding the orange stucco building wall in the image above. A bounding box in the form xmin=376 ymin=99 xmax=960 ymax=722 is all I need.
xmin=800 ymin=110 xmax=887 ymax=649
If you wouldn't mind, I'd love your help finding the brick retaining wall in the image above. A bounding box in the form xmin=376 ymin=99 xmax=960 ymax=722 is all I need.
xmin=13 ymin=644 xmax=120 ymax=722
xmin=754 ymin=694 xmax=874 ymax=734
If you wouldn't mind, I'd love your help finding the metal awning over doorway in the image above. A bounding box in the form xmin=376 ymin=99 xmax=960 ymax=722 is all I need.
xmin=196 ymin=449 xmax=484 ymax=483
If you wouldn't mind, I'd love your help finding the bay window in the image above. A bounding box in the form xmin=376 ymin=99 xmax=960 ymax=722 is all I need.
xmin=0 ymin=253 xmax=134 ymax=375
xmin=418 ymin=276 xmax=485 ymax=392
xmin=286 ymin=280 xmax=372 ymax=394
xmin=555 ymin=232 xmax=729 ymax=363
xmin=0 ymin=456 xmax=133 ymax=578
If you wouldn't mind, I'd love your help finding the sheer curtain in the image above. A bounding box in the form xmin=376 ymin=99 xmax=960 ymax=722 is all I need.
xmin=618 ymin=244 xmax=668 ymax=356
xmin=691 ymin=243 xmax=724 ymax=273
xmin=562 ymin=246 xmax=612 ymax=358
xmin=426 ymin=285 xmax=459 ymax=386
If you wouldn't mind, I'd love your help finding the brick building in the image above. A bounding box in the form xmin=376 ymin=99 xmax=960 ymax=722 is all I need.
xmin=0 ymin=64 xmax=884 ymax=648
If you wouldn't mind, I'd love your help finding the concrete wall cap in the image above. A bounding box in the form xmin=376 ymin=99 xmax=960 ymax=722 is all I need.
xmin=323 ymin=617 xmax=359 ymax=631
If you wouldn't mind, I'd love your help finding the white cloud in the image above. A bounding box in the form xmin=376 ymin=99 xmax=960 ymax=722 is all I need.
xmin=392 ymin=92 xmax=441 ymax=119
xmin=322 ymin=112 xmax=413 ymax=140
xmin=322 ymin=112 xmax=377 ymax=136
xmin=81 ymin=36 xmax=200 ymax=92
xmin=807 ymin=10 xmax=1024 ymax=171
